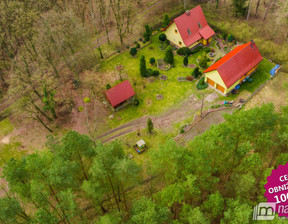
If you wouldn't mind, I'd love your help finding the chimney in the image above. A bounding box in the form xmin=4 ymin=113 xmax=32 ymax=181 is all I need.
xmin=186 ymin=10 xmax=190 ymax=16
xmin=250 ymin=40 xmax=254 ymax=48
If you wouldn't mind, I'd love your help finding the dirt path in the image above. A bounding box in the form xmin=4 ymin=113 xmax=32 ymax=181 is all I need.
xmin=97 ymin=93 xmax=221 ymax=143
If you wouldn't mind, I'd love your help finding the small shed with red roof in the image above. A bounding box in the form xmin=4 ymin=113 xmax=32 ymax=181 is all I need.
xmin=163 ymin=5 xmax=215 ymax=48
xmin=203 ymin=41 xmax=263 ymax=95
xmin=105 ymin=80 xmax=135 ymax=109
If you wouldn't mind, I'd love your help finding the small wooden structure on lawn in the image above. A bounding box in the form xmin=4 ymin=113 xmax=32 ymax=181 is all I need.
xmin=134 ymin=140 xmax=147 ymax=154
xmin=105 ymin=80 xmax=135 ymax=110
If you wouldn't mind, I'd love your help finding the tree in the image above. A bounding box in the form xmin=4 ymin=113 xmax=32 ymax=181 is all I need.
xmin=183 ymin=55 xmax=188 ymax=66
xmin=192 ymin=67 xmax=201 ymax=78
xmin=203 ymin=191 xmax=224 ymax=220
xmin=227 ymin=34 xmax=234 ymax=42
xmin=159 ymin=34 xmax=166 ymax=42
xmin=143 ymin=25 xmax=152 ymax=42
xmin=164 ymin=45 xmax=174 ymax=65
xmin=129 ymin=197 xmax=169 ymax=224
xmin=232 ymin=0 xmax=248 ymax=17
xmin=149 ymin=57 xmax=156 ymax=65
xmin=199 ymin=56 xmax=208 ymax=68
xmin=130 ymin=48 xmax=137 ymax=57
xmin=162 ymin=14 xmax=170 ymax=28
xmin=140 ymin=55 xmax=147 ymax=77
xmin=147 ymin=118 xmax=154 ymax=134
xmin=180 ymin=205 xmax=209 ymax=224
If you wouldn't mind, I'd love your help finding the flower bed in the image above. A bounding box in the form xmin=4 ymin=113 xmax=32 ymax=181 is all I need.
xmin=157 ymin=59 xmax=171 ymax=71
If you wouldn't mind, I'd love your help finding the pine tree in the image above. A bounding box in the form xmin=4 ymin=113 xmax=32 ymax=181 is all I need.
xmin=164 ymin=46 xmax=174 ymax=65
xmin=183 ymin=55 xmax=188 ymax=67
xmin=143 ymin=25 xmax=152 ymax=42
xmin=147 ymin=118 xmax=154 ymax=134
xmin=140 ymin=55 xmax=147 ymax=77
xmin=162 ymin=14 xmax=170 ymax=28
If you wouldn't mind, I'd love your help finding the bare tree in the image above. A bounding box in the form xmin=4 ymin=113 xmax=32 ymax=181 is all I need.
xmin=263 ymin=0 xmax=275 ymax=21
xmin=255 ymin=0 xmax=261 ymax=16
xmin=247 ymin=0 xmax=253 ymax=20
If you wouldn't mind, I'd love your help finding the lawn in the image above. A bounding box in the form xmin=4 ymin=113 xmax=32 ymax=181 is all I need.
xmin=100 ymin=32 xmax=215 ymax=127
xmin=0 ymin=118 xmax=14 ymax=138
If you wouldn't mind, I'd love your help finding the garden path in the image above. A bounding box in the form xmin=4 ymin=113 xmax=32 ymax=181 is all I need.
xmin=97 ymin=92 xmax=220 ymax=143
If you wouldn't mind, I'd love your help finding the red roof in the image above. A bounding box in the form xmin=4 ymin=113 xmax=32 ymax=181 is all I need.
xmin=204 ymin=42 xmax=263 ymax=88
xmin=105 ymin=80 xmax=135 ymax=107
xmin=167 ymin=5 xmax=215 ymax=47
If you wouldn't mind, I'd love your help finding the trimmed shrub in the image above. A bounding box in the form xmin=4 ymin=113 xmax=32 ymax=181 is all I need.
xmin=177 ymin=47 xmax=190 ymax=56
xmin=186 ymin=76 xmax=194 ymax=81
xmin=196 ymin=77 xmax=208 ymax=90
xmin=152 ymin=70 xmax=160 ymax=76
xmin=159 ymin=33 xmax=167 ymax=42
xmin=136 ymin=43 xmax=141 ymax=49
xmin=164 ymin=45 xmax=174 ymax=65
xmin=143 ymin=25 xmax=152 ymax=42
xmin=190 ymin=46 xmax=202 ymax=54
xmin=130 ymin=47 xmax=137 ymax=57
xmin=140 ymin=55 xmax=147 ymax=77
xmin=227 ymin=34 xmax=234 ymax=42
xmin=192 ymin=67 xmax=201 ymax=78
xmin=183 ymin=55 xmax=188 ymax=66
xmin=133 ymin=98 xmax=140 ymax=106
xmin=146 ymin=68 xmax=153 ymax=77
xmin=139 ymin=37 xmax=143 ymax=41
xmin=199 ymin=56 xmax=208 ymax=68
xmin=106 ymin=84 xmax=111 ymax=89
xmin=150 ymin=57 xmax=156 ymax=65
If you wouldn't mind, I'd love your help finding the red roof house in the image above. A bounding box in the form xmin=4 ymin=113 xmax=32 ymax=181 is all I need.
xmin=204 ymin=41 xmax=263 ymax=95
xmin=105 ymin=80 xmax=135 ymax=108
xmin=164 ymin=5 xmax=215 ymax=48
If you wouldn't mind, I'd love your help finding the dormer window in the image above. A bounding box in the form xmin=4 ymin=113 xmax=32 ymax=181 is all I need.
xmin=198 ymin=23 xmax=202 ymax=28
xmin=175 ymin=29 xmax=178 ymax=34
xmin=187 ymin=29 xmax=191 ymax=35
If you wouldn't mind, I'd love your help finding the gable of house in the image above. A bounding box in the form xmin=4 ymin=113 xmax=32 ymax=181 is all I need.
xmin=204 ymin=42 xmax=263 ymax=88
xmin=165 ymin=22 xmax=186 ymax=47
xmin=164 ymin=5 xmax=215 ymax=47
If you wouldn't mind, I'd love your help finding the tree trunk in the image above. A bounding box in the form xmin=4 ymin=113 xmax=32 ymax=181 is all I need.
xmin=263 ymin=0 xmax=275 ymax=21
xmin=255 ymin=0 xmax=261 ymax=16
xmin=107 ymin=176 xmax=120 ymax=211
xmin=247 ymin=0 xmax=253 ymax=20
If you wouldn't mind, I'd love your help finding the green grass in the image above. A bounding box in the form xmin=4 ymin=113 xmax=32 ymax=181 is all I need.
xmin=0 ymin=118 xmax=14 ymax=138
xmin=100 ymin=33 xmax=212 ymax=127
xmin=0 ymin=142 xmax=27 ymax=167
xmin=220 ymin=59 xmax=274 ymax=101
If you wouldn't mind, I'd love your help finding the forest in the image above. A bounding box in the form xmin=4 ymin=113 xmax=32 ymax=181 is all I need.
xmin=1 ymin=0 xmax=288 ymax=223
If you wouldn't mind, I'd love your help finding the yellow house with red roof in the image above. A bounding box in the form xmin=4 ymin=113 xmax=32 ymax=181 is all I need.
xmin=163 ymin=5 xmax=215 ymax=48
xmin=203 ymin=41 xmax=263 ymax=95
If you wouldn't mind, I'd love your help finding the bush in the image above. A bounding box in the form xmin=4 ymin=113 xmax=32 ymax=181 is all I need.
xmin=106 ymin=84 xmax=111 ymax=89
xmin=190 ymin=46 xmax=202 ymax=54
xmin=143 ymin=40 xmax=146 ymax=44
xmin=177 ymin=47 xmax=190 ymax=56
xmin=164 ymin=45 xmax=174 ymax=65
xmin=192 ymin=67 xmax=202 ymax=78
xmin=146 ymin=68 xmax=153 ymax=77
xmin=186 ymin=76 xmax=194 ymax=81
xmin=150 ymin=57 xmax=156 ymax=65
xmin=126 ymin=45 xmax=130 ymax=49
xmin=211 ymin=48 xmax=215 ymax=53
xmin=159 ymin=33 xmax=167 ymax=42
xmin=136 ymin=43 xmax=141 ymax=49
xmin=196 ymin=77 xmax=208 ymax=90
xmin=134 ymin=41 xmax=138 ymax=44
xmin=133 ymin=98 xmax=140 ymax=106
xmin=143 ymin=25 xmax=152 ymax=42
xmin=180 ymin=128 xmax=185 ymax=134
xmin=130 ymin=47 xmax=137 ymax=57
xmin=204 ymin=47 xmax=211 ymax=53
xmin=78 ymin=106 xmax=84 ymax=112
xmin=227 ymin=34 xmax=234 ymax=42
xmin=207 ymin=58 xmax=211 ymax=62
xmin=152 ymin=70 xmax=160 ymax=76
xmin=183 ymin=55 xmax=188 ymax=66
xmin=83 ymin=97 xmax=91 ymax=103
xmin=223 ymin=32 xmax=228 ymax=40
xmin=140 ymin=55 xmax=147 ymax=77
xmin=199 ymin=56 xmax=208 ymax=68
xmin=162 ymin=14 xmax=170 ymax=28
xmin=139 ymin=37 xmax=143 ymax=41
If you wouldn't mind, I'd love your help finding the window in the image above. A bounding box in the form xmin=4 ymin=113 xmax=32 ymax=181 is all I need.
xmin=198 ymin=23 xmax=202 ymax=28
xmin=187 ymin=29 xmax=191 ymax=35
xmin=175 ymin=29 xmax=178 ymax=34
xmin=179 ymin=41 xmax=182 ymax=46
